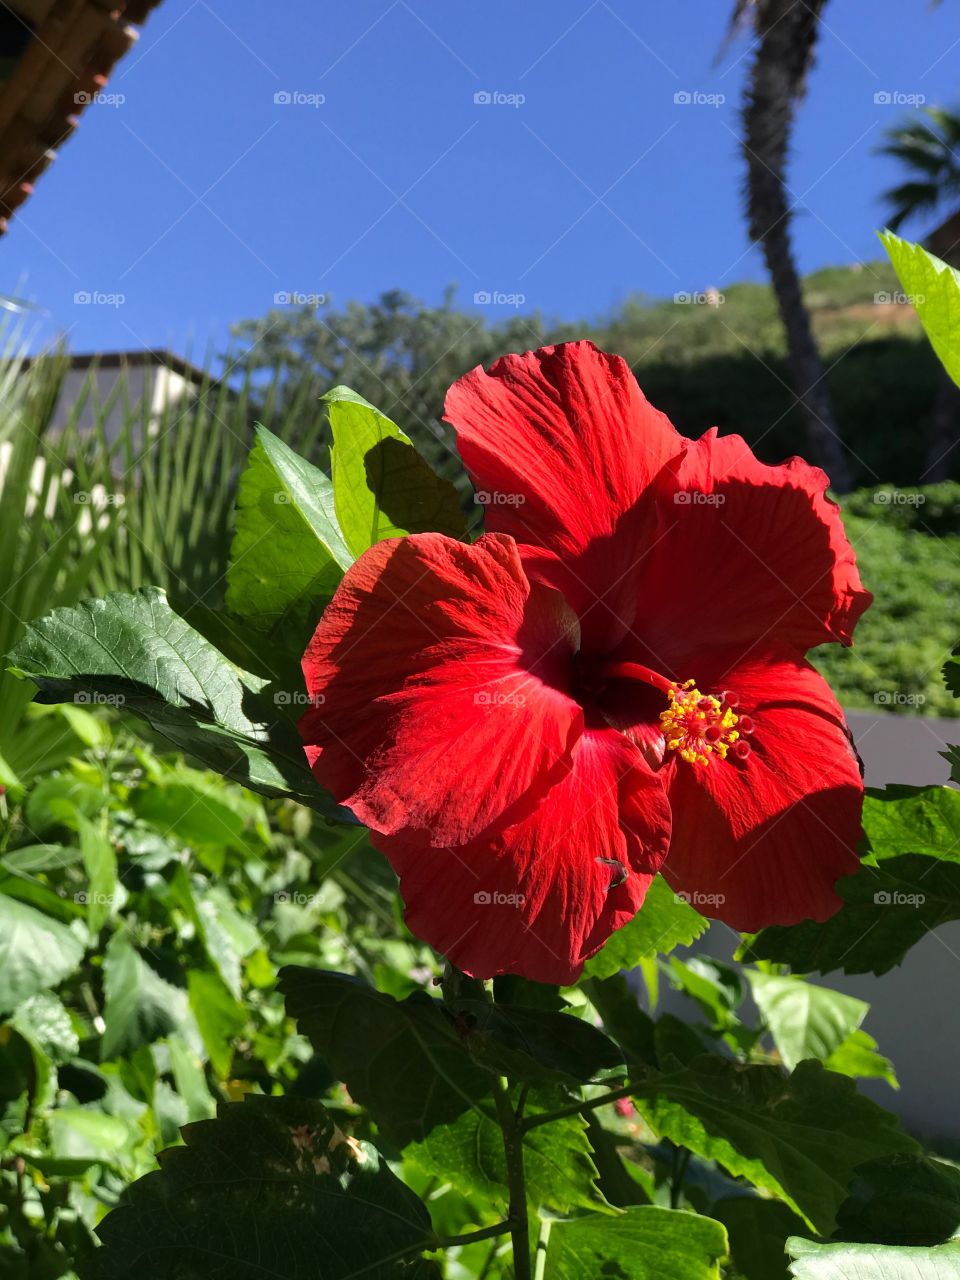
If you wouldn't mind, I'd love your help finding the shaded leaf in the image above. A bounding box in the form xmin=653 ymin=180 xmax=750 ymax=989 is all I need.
xmin=713 ymin=1196 xmax=806 ymax=1280
xmin=835 ymin=1154 xmax=960 ymax=1246
xmin=279 ymin=967 xmax=491 ymax=1146
xmin=325 ymin=385 xmax=465 ymax=556
xmin=86 ymin=1097 xmax=433 ymax=1280
xmin=631 ymin=1055 xmax=917 ymax=1234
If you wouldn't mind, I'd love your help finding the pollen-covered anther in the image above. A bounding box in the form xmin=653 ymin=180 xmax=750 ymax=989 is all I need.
xmin=659 ymin=679 xmax=746 ymax=767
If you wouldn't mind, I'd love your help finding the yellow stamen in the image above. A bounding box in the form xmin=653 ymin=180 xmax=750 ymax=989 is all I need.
xmin=659 ymin=679 xmax=741 ymax=767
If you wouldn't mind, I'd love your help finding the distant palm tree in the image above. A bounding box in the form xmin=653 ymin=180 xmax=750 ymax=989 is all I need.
xmin=879 ymin=106 xmax=960 ymax=262
xmin=726 ymin=0 xmax=853 ymax=490
xmin=879 ymin=106 xmax=960 ymax=480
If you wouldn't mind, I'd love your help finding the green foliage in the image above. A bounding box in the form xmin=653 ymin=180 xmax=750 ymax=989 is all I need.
xmin=85 ymin=1097 xmax=434 ymax=1280
xmin=881 ymin=231 xmax=960 ymax=389
xmin=631 ymin=1056 xmax=917 ymax=1234
xmin=7 ymin=588 xmax=335 ymax=813
xmin=835 ymin=1154 xmax=960 ymax=1246
xmin=786 ymin=1236 xmax=960 ymax=1279
xmin=541 ymin=1206 xmax=728 ymax=1280
xmin=745 ymin=785 xmax=960 ymax=975
xmin=584 ymin=875 xmax=709 ymax=980
xmin=744 ymin=971 xmax=868 ymax=1071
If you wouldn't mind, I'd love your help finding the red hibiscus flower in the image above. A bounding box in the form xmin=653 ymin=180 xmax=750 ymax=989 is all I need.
xmin=300 ymin=341 xmax=871 ymax=984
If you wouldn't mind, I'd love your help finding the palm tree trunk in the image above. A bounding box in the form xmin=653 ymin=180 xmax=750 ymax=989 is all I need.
xmin=742 ymin=0 xmax=853 ymax=491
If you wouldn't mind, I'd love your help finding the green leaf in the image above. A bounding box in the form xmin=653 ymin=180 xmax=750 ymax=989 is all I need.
xmin=10 ymin=992 xmax=79 ymax=1065
xmin=45 ymin=1108 xmax=131 ymax=1175
xmin=543 ymin=1205 xmax=728 ymax=1280
xmin=745 ymin=971 xmax=868 ymax=1070
xmin=943 ymin=643 xmax=960 ymax=699
xmin=880 ymin=231 xmax=960 ymax=390
xmin=279 ymin=967 xmax=492 ymax=1146
xmin=834 ymin=1154 xmax=960 ymax=1246
xmin=168 ymin=1037 xmax=215 ymax=1121
xmin=631 ymin=1055 xmax=917 ymax=1234
xmin=100 ymin=933 xmax=196 ymax=1061
xmin=0 ymin=894 xmax=84 ymax=1014
xmin=325 ymin=385 xmax=465 ymax=557
xmin=584 ymin=875 xmax=709 ymax=980
xmin=713 ymin=1197 xmax=806 ymax=1280
xmin=187 ymin=971 xmax=246 ymax=1078
xmin=77 ymin=814 xmax=118 ymax=934
xmin=824 ymin=1029 xmax=898 ymax=1089
xmin=407 ymin=1089 xmax=605 ymax=1215
xmin=86 ymin=1097 xmax=433 ymax=1280
xmin=744 ymin=786 xmax=960 ymax=975
xmin=225 ymin=426 xmax=352 ymax=650
xmin=786 ymin=1236 xmax=960 ymax=1279
xmin=0 ymin=843 xmax=81 ymax=875
xmin=454 ymin=999 xmax=625 ymax=1085
xmin=171 ymin=872 xmax=261 ymax=999
xmin=6 ymin=587 xmax=338 ymax=814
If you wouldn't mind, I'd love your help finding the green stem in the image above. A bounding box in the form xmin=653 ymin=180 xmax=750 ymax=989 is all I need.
xmin=520 ymin=1082 xmax=635 ymax=1133
xmin=534 ymin=1218 xmax=552 ymax=1280
xmin=493 ymin=1076 xmax=532 ymax=1280
xmin=433 ymin=1222 xmax=513 ymax=1249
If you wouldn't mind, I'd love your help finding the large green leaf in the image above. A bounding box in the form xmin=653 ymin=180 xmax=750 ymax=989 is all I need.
xmin=787 ymin=1236 xmax=960 ymax=1279
xmin=86 ymin=1097 xmax=433 ymax=1280
xmin=744 ymin=786 xmax=960 ymax=975
xmin=100 ymin=933 xmax=196 ymax=1061
xmin=834 ymin=1154 xmax=960 ymax=1246
xmin=880 ymin=231 xmax=960 ymax=389
xmin=584 ymin=875 xmax=709 ymax=980
xmin=631 ymin=1056 xmax=917 ymax=1235
xmin=407 ymin=1089 xmax=605 ymax=1216
xmin=542 ymin=1206 xmax=728 ymax=1280
xmin=454 ymin=999 xmax=625 ymax=1084
xmin=325 ymin=385 xmax=465 ymax=556
xmin=279 ymin=967 xmax=492 ymax=1146
xmin=6 ymin=587 xmax=338 ymax=814
xmin=0 ymin=893 xmax=84 ymax=1014
xmin=713 ymin=1197 xmax=806 ymax=1280
xmin=745 ymin=971 xmax=868 ymax=1071
xmin=225 ymin=425 xmax=352 ymax=651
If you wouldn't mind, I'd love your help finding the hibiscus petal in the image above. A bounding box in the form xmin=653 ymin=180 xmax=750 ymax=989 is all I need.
xmin=659 ymin=648 xmax=863 ymax=930
xmin=624 ymin=431 xmax=871 ymax=674
xmin=300 ymin=532 xmax=583 ymax=846
xmin=377 ymin=726 xmax=671 ymax=983
xmin=444 ymin=341 xmax=684 ymax=649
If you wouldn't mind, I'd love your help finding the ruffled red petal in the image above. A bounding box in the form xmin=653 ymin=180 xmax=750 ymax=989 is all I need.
xmin=444 ymin=341 xmax=684 ymax=651
xmin=377 ymin=726 xmax=671 ymax=983
xmin=300 ymin=532 xmax=583 ymax=846
xmin=659 ymin=647 xmax=863 ymax=930
xmin=623 ymin=430 xmax=871 ymax=675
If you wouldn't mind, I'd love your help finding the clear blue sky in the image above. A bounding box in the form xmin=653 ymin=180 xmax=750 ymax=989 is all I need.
xmin=5 ymin=0 xmax=959 ymax=358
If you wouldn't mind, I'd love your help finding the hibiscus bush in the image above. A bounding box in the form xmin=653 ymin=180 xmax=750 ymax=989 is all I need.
xmin=4 ymin=234 xmax=960 ymax=1278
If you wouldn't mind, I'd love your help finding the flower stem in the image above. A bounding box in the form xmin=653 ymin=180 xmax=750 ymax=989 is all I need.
xmin=520 ymin=1082 xmax=636 ymax=1133
xmin=493 ymin=1075 xmax=532 ymax=1280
